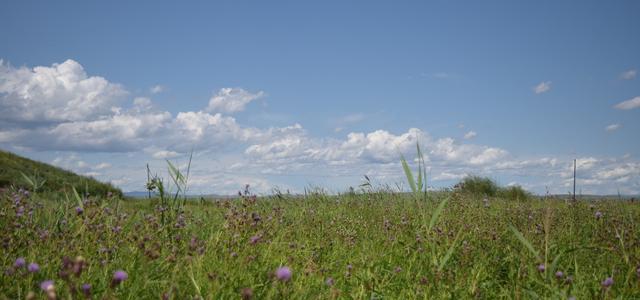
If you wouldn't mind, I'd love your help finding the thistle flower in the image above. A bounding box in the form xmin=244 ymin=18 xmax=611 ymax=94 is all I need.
xmin=595 ymin=211 xmax=603 ymax=219
xmin=81 ymin=283 xmax=91 ymax=297
xmin=14 ymin=257 xmax=26 ymax=268
xmin=111 ymin=270 xmax=128 ymax=287
xmin=40 ymin=280 xmax=57 ymax=300
xmin=28 ymin=262 xmax=40 ymax=273
xmin=275 ymin=266 xmax=292 ymax=282
xmin=537 ymin=264 xmax=545 ymax=272
xmin=75 ymin=206 xmax=84 ymax=215
xmin=601 ymin=277 xmax=613 ymax=288
xmin=40 ymin=280 xmax=54 ymax=291
xmin=325 ymin=277 xmax=334 ymax=286
xmin=249 ymin=235 xmax=261 ymax=245
xmin=555 ymin=271 xmax=564 ymax=279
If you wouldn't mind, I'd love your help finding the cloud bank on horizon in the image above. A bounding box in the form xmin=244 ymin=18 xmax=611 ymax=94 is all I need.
xmin=1 ymin=59 xmax=639 ymax=195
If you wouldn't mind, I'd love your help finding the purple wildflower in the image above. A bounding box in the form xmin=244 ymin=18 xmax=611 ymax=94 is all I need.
xmin=28 ymin=262 xmax=40 ymax=273
xmin=555 ymin=271 xmax=564 ymax=279
xmin=14 ymin=257 xmax=26 ymax=268
xmin=537 ymin=264 xmax=545 ymax=272
xmin=325 ymin=277 xmax=334 ymax=286
xmin=81 ymin=283 xmax=91 ymax=297
xmin=40 ymin=280 xmax=54 ymax=291
xmin=249 ymin=235 xmax=261 ymax=245
xmin=595 ymin=211 xmax=603 ymax=219
xmin=75 ymin=206 xmax=84 ymax=215
xmin=275 ymin=266 xmax=292 ymax=282
xmin=111 ymin=270 xmax=128 ymax=287
xmin=601 ymin=277 xmax=613 ymax=288
xmin=16 ymin=206 xmax=24 ymax=217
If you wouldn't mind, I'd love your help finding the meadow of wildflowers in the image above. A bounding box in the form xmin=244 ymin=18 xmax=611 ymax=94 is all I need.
xmin=2 ymin=183 xmax=639 ymax=299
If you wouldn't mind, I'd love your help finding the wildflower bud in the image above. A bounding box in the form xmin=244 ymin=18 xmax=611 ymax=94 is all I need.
xmin=240 ymin=287 xmax=253 ymax=300
xmin=26 ymin=291 xmax=36 ymax=300
xmin=40 ymin=280 xmax=56 ymax=300
xmin=73 ymin=256 xmax=86 ymax=276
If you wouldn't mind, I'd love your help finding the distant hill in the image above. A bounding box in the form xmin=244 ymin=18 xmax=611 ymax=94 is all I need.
xmin=0 ymin=149 xmax=122 ymax=197
xmin=124 ymin=191 xmax=236 ymax=199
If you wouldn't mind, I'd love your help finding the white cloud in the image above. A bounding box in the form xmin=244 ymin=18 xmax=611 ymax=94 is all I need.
xmin=149 ymin=85 xmax=164 ymax=94
xmin=533 ymin=81 xmax=551 ymax=94
xmin=613 ymin=96 xmax=640 ymax=110
xmin=463 ymin=131 xmax=477 ymax=140
xmin=94 ymin=162 xmax=111 ymax=170
xmin=594 ymin=163 xmax=639 ymax=180
xmin=152 ymin=150 xmax=179 ymax=159
xmin=3 ymin=59 xmax=639 ymax=195
xmin=432 ymin=72 xmax=451 ymax=79
xmin=620 ymin=69 xmax=637 ymax=80
xmin=605 ymin=123 xmax=621 ymax=132
xmin=206 ymin=88 xmax=264 ymax=113
xmin=0 ymin=59 xmax=126 ymax=123
xmin=433 ymin=171 xmax=467 ymax=181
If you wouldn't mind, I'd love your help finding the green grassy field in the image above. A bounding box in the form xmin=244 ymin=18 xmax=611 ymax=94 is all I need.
xmin=1 ymin=149 xmax=639 ymax=299
xmin=2 ymin=188 xmax=639 ymax=299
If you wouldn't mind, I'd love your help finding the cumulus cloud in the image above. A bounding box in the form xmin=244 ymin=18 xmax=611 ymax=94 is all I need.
xmin=613 ymin=96 xmax=640 ymax=110
xmin=149 ymin=85 xmax=164 ymax=94
xmin=533 ymin=81 xmax=551 ymax=94
xmin=152 ymin=150 xmax=180 ymax=159
xmin=605 ymin=123 xmax=621 ymax=132
xmin=206 ymin=88 xmax=264 ymax=113
xmin=463 ymin=131 xmax=477 ymax=140
xmin=0 ymin=59 xmax=126 ymax=123
xmin=2 ymin=59 xmax=639 ymax=195
xmin=620 ymin=69 xmax=637 ymax=80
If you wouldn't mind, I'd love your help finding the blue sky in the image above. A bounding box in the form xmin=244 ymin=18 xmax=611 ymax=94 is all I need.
xmin=1 ymin=0 xmax=639 ymax=195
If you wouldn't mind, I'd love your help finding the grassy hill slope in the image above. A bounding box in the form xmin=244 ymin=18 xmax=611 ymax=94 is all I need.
xmin=0 ymin=149 xmax=122 ymax=197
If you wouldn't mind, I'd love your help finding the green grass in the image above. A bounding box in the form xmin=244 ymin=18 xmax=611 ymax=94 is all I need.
xmin=0 ymin=150 xmax=122 ymax=197
xmin=1 ymin=148 xmax=639 ymax=299
xmin=1 ymin=189 xmax=639 ymax=299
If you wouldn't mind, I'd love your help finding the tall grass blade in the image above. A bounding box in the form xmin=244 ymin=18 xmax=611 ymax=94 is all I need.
xmin=509 ymin=224 xmax=541 ymax=260
xmin=438 ymin=227 xmax=464 ymax=272
xmin=429 ymin=196 xmax=450 ymax=231
xmin=401 ymin=154 xmax=417 ymax=194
